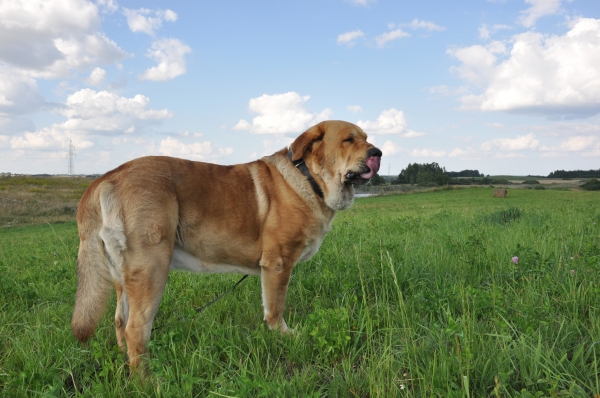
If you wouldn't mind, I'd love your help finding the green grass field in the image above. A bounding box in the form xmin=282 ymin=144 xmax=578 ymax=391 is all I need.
xmin=1 ymin=187 xmax=599 ymax=397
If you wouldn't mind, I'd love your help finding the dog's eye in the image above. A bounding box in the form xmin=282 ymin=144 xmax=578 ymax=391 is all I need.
xmin=343 ymin=137 xmax=354 ymax=143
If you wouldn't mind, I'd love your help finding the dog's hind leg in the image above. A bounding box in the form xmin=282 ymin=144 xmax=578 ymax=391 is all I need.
xmin=114 ymin=282 xmax=129 ymax=351
xmin=122 ymin=240 xmax=173 ymax=371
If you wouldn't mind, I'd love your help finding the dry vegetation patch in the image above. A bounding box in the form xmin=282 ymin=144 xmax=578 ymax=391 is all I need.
xmin=0 ymin=176 xmax=95 ymax=227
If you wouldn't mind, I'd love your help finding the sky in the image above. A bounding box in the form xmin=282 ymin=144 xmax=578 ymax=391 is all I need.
xmin=0 ymin=0 xmax=599 ymax=176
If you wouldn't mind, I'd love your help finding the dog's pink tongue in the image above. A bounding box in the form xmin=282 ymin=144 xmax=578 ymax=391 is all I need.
xmin=360 ymin=156 xmax=381 ymax=179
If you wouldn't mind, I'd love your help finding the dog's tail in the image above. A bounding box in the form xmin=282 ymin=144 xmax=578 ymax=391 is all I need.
xmin=72 ymin=181 xmax=125 ymax=343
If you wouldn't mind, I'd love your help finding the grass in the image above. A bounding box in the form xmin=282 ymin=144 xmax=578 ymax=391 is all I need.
xmin=0 ymin=176 xmax=94 ymax=228
xmin=1 ymin=187 xmax=599 ymax=396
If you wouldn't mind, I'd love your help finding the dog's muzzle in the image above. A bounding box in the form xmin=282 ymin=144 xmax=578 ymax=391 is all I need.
xmin=345 ymin=147 xmax=382 ymax=184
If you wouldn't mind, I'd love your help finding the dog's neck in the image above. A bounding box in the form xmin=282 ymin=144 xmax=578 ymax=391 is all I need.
xmin=287 ymin=149 xmax=324 ymax=199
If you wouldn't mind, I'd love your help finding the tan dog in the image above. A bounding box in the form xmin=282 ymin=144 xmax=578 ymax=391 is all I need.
xmin=72 ymin=120 xmax=382 ymax=369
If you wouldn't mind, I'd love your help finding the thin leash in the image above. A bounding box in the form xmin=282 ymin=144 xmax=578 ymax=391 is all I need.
xmin=152 ymin=274 xmax=248 ymax=332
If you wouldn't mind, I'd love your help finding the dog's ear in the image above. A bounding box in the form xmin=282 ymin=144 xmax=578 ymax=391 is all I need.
xmin=290 ymin=123 xmax=325 ymax=161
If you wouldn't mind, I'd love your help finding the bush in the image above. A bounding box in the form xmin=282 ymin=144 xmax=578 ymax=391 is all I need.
xmin=418 ymin=181 xmax=440 ymax=187
xmin=522 ymin=180 xmax=540 ymax=185
xmin=581 ymin=178 xmax=600 ymax=191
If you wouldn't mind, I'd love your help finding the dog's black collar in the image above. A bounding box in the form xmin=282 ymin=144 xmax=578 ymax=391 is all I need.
xmin=287 ymin=149 xmax=324 ymax=199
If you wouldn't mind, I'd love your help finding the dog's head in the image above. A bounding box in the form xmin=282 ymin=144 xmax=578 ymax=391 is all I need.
xmin=289 ymin=120 xmax=382 ymax=210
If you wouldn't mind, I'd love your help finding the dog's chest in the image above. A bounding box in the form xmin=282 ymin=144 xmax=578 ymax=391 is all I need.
xmin=298 ymin=221 xmax=332 ymax=262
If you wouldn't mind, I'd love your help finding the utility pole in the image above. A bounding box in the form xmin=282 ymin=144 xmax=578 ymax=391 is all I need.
xmin=68 ymin=140 xmax=75 ymax=175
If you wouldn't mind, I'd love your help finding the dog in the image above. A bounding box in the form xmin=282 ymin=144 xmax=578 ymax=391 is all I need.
xmin=72 ymin=120 xmax=382 ymax=369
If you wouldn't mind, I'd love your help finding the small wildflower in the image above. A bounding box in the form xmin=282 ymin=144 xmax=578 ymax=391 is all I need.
xmin=570 ymin=257 xmax=574 ymax=260
xmin=400 ymin=384 xmax=405 ymax=390
xmin=53 ymin=261 xmax=58 ymax=266
xmin=571 ymin=269 xmax=575 ymax=275
xmin=512 ymin=256 xmax=518 ymax=264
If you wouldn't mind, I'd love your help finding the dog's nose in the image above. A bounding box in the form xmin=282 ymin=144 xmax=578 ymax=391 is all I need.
xmin=367 ymin=147 xmax=382 ymax=158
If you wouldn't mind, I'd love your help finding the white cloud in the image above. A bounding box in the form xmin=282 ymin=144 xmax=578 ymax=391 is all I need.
xmin=87 ymin=67 xmax=106 ymax=86
xmin=337 ymin=30 xmax=365 ymax=47
xmin=158 ymin=137 xmax=232 ymax=160
xmin=345 ymin=0 xmax=376 ymax=6
xmin=406 ymin=18 xmax=446 ymax=31
xmin=480 ymin=133 xmax=539 ymax=151
xmin=449 ymin=147 xmax=481 ymax=160
xmin=411 ymin=148 xmax=446 ymax=158
xmin=381 ymin=140 xmax=403 ymax=156
xmin=0 ymin=0 xmax=127 ymax=79
xmin=356 ymin=108 xmax=423 ymax=137
xmin=375 ymin=29 xmax=410 ymax=47
xmin=519 ymin=0 xmax=562 ymax=28
xmin=58 ymin=89 xmax=172 ymax=132
xmin=233 ymin=92 xmax=332 ymax=134
xmin=449 ymin=18 xmax=600 ymax=117
xmin=347 ymin=105 xmax=363 ymax=113
xmin=123 ymin=7 xmax=177 ymax=36
xmin=97 ymin=0 xmax=118 ymax=13
xmin=479 ymin=24 xmax=512 ymax=40
xmin=0 ymin=67 xmax=45 ymax=116
xmin=9 ymin=127 xmax=94 ymax=151
xmin=429 ymin=85 xmax=469 ymax=98
xmin=540 ymin=135 xmax=598 ymax=152
xmin=139 ymin=38 xmax=191 ymax=81
xmin=5 ymin=88 xmax=172 ymax=152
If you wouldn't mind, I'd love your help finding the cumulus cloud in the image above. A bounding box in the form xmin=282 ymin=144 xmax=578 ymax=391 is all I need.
xmin=337 ymin=30 xmax=365 ymax=47
xmin=97 ymin=0 xmax=118 ymax=13
xmin=58 ymin=89 xmax=172 ymax=132
xmin=406 ymin=18 xmax=446 ymax=31
xmin=356 ymin=108 xmax=423 ymax=137
xmin=0 ymin=0 xmax=127 ymax=79
xmin=478 ymin=24 xmax=512 ymax=40
xmin=448 ymin=18 xmax=600 ymax=117
xmin=87 ymin=67 xmax=106 ymax=86
xmin=519 ymin=0 xmax=562 ymax=28
xmin=233 ymin=92 xmax=332 ymax=134
xmin=9 ymin=127 xmax=94 ymax=151
xmin=0 ymin=67 xmax=46 ymax=116
xmin=411 ymin=148 xmax=446 ymax=158
xmin=540 ymin=135 xmax=598 ymax=152
xmin=4 ymin=89 xmax=172 ymax=151
xmin=139 ymin=38 xmax=192 ymax=81
xmin=158 ymin=137 xmax=233 ymax=160
xmin=347 ymin=105 xmax=362 ymax=113
xmin=381 ymin=140 xmax=403 ymax=156
xmin=123 ymin=7 xmax=177 ymax=36
xmin=480 ymin=133 xmax=539 ymax=151
xmin=375 ymin=29 xmax=411 ymax=47
xmin=449 ymin=147 xmax=481 ymax=160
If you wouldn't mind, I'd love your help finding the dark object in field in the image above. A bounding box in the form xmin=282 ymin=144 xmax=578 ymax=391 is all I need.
xmin=581 ymin=178 xmax=600 ymax=191
xmin=521 ymin=180 xmax=540 ymax=184
xmin=493 ymin=189 xmax=507 ymax=198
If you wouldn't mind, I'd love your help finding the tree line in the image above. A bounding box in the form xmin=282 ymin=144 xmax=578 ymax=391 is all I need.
xmin=547 ymin=169 xmax=600 ymax=178
xmin=367 ymin=164 xmax=600 ymax=187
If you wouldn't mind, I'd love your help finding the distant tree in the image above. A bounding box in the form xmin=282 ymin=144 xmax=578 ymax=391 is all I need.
xmin=367 ymin=173 xmax=386 ymax=186
xmin=548 ymin=169 xmax=600 ymax=178
xmin=447 ymin=169 xmax=484 ymax=177
xmin=394 ymin=162 xmax=449 ymax=185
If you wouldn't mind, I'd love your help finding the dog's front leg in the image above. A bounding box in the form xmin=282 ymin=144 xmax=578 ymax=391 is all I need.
xmin=260 ymin=256 xmax=295 ymax=334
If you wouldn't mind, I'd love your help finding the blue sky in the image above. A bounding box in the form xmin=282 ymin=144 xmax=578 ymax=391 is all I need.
xmin=0 ymin=0 xmax=599 ymax=175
